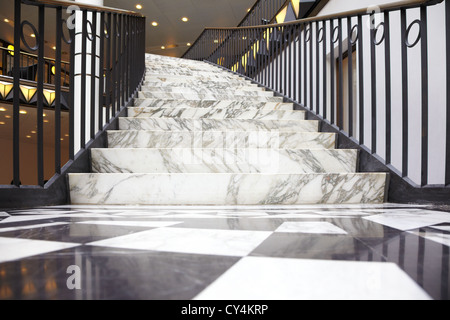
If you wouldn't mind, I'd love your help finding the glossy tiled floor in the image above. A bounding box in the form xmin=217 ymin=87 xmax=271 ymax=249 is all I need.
xmin=0 ymin=204 xmax=449 ymax=300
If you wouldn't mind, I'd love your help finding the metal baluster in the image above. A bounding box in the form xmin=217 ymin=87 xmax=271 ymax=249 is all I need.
xmin=55 ymin=7 xmax=62 ymax=174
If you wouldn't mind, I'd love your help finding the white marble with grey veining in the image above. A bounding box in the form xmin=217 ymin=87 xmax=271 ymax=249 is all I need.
xmin=107 ymin=130 xmax=337 ymax=149
xmin=133 ymin=99 xmax=295 ymax=111
xmin=127 ymin=107 xmax=306 ymax=120
xmin=68 ymin=172 xmax=388 ymax=205
xmin=140 ymin=87 xmax=275 ymax=97
xmin=139 ymin=91 xmax=283 ymax=102
xmin=118 ymin=118 xmax=319 ymax=132
xmin=141 ymin=82 xmax=259 ymax=90
xmin=90 ymin=148 xmax=358 ymax=174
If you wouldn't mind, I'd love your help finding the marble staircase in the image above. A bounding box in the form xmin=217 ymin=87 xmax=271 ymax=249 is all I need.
xmin=68 ymin=54 xmax=389 ymax=205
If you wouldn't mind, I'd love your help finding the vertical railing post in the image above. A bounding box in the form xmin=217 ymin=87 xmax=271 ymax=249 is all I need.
xmin=357 ymin=15 xmax=365 ymax=144
xmin=420 ymin=6 xmax=429 ymax=187
xmin=36 ymin=5 xmax=45 ymax=186
xmin=401 ymin=8 xmax=409 ymax=178
xmin=55 ymin=6 xmax=63 ymax=175
xmin=384 ymin=11 xmax=392 ymax=165
xmin=370 ymin=13 xmax=377 ymax=155
xmin=446 ymin=0 xmax=450 ymax=186
xmin=12 ymin=0 xmax=21 ymax=186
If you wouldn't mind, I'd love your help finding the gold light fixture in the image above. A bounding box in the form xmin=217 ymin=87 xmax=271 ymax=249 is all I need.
xmin=19 ymin=110 xmax=27 ymax=115
xmin=181 ymin=17 xmax=189 ymax=22
xmin=30 ymin=33 xmax=36 ymax=38
xmin=20 ymin=85 xmax=37 ymax=102
xmin=276 ymin=6 xmax=288 ymax=24
xmin=161 ymin=46 xmax=166 ymax=50
xmin=4 ymin=19 xmax=9 ymax=23
xmin=151 ymin=21 xmax=158 ymax=27
xmin=187 ymin=43 xmax=191 ymax=46
xmin=135 ymin=4 xmax=142 ymax=10
xmin=291 ymin=0 xmax=300 ymax=18
xmin=0 ymin=107 xmax=6 ymax=112
xmin=0 ymin=122 xmax=5 ymax=125
xmin=7 ymin=45 xmax=14 ymax=56
xmin=43 ymin=89 xmax=56 ymax=105
xmin=0 ymin=82 xmax=13 ymax=99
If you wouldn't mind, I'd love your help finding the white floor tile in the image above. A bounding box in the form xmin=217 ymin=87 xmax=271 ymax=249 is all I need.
xmin=363 ymin=210 xmax=450 ymax=231
xmin=76 ymin=221 xmax=182 ymax=228
xmin=275 ymin=221 xmax=348 ymax=234
xmin=0 ymin=237 xmax=79 ymax=263
xmin=87 ymin=227 xmax=272 ymax=257
xmin=194 ymin=257 xmax=431 ymax=300
xmin=408 ymin=230 xmax=450 ymax=247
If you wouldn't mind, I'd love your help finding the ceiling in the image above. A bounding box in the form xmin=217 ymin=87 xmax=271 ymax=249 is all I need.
xmin=0 ymin=0 xmax=257 ymax=58
xmin=105 ymin=0 xmax=257 ymax=57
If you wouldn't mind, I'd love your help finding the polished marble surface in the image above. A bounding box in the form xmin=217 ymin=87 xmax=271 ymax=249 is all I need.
xmin=0 ymin=204 xmax=448 ymax=300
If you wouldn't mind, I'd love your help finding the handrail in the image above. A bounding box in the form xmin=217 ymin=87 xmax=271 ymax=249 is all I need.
xmin=24 ymin=0 xmax=143 ymax=16
xmin=0 ymin=46 xmax=71 ymax=65
xmin=203 ymin=0 xmax=443 ymax=30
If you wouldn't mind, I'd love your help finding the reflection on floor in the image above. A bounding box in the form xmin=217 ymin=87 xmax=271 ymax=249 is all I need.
xmin=0 ymin=204 xmax=449 ymax=300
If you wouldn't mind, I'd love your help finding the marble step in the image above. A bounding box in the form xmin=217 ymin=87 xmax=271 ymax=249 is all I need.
xmin=145 ymin=72 xmax=240 ymax=80
xmin=138 ymin=92 xmax=283 ymax=103
xmin=133 ymin=99 xmax=294 ymax=111
xmin=107 ymin=130 xmax=337 ymax=149
xmin=144 ymin=76 xmax=249 ymax=84
xmin=141 ymin=82 xmax=260 ymax=90
xmin=140 ymin=87 xmax=272 ymax=96
xmin=118 ymin=118 xmax=319 ymax=132
xmin=68 ymin=172 xmax=388 ymax=205
xmin=127 ymin=107 xmax=306 ymax=120
xmin=91 ymin=148 xmax=358 ymax=174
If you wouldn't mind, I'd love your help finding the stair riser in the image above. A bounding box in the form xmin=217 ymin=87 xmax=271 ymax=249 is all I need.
xmin=127 ymin=107 xmax=306 ymax=120
xmin=91 ymin=149 xmax=358 ymax=174
xmin=133 ymin=99 xmax=294 ymax=111
xmin=139 ymin=88 xmax=273 ymax=97
xmin=118 ymin=118 xmax=319 ymax=132
xmin=141 ymin=83 xmax=259 ymax=90
xmin=107 ymin=131 xmax=337 ymax=149
xmin=144 ymin=77 xmax=250 ymax=84
xmin=139 ymin=92 xmax=283 ymax=102
xmin=68 ymin=173 xmax=388 ymax=205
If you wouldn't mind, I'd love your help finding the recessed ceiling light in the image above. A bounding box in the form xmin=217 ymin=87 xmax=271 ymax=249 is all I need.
xmin=19 ymin=110 xmax=27 ymax=115
xmin=161 ymin=46 xmax=166 ymax=50
xmin=187 ymin=43 xmax=191 ymax=46
xmin=214 ymin=40 xmax=219 ymax=43
xmin=26 ymin=135 xmax=32 ymax=138
xmin=52 ymin=46 xmax=56 ymax=50
xmin=151 ymin=21 xmax=158 ymax=27
xmin=4 ymin=19 xmax=9 ymax=23
xmin=43 ymin=113 xmax=47 ymax=117
xmin=136 ymin=4 xmax=142 ymax=10
xmin=44 ymin=120 xmax=49 ymax=123
xmin=60 ymin=138 xmax=64 ymax=141
xmin=65 ymin=134 xmax=69 ymax=137
xmin=31 ymin=131 xmax=37 ymax=134
xmin=0 ymin=122 xmax=5 ymax=125
xmin=5 ymin=115 xmax=11 ymax=119
xmin=181 ymin=17 xmax=189 ymax=22
xmin=247 ymin=8 xmax=251 ymax=12
xmin=30 ymin=34 xmax=36 ymax=38
xmin=0 ymin=107 xmax=6 ymax=112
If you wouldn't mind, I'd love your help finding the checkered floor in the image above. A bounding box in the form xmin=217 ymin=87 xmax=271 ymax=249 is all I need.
xmin=0 ymin=204 xmax=449 ymax=300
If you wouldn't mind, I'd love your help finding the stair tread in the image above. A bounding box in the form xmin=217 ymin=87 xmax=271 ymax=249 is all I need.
xmin=107 ymin=130 xmax=336 ymax=149
xmin=127 ymin=107 xmax=305 ymax=120
xmin=91 ymin=148 xmax=358 ymax=174
xmin=119 ymin=118 xmax=319 ymax=132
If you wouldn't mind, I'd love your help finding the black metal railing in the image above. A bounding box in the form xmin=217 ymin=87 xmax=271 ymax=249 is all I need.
xmin=0 ymin=46 xmax=71 ymax=86
xmin=2 ymin=0 xmax=145 ymax=188
xmin=183 ymin=0 xmax=450 ymax=190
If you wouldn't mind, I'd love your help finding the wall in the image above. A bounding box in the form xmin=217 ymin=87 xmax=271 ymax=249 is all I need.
xmin=254 ymin=0 xmax=447 ymax=186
